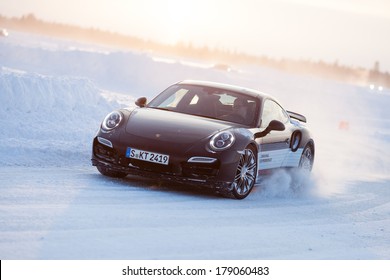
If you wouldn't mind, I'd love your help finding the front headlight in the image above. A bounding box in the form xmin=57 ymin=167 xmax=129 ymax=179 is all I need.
xmin=101 ymin=111 xmax=122 ymax=131
xmin=210 ymin=131 xmax=235 ymax=151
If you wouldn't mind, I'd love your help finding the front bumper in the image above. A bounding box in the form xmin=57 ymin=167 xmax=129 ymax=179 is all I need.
xmin=91 ymin=137 xmax=238 ymax=191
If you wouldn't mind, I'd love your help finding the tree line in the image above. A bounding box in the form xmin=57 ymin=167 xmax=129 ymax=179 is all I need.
xmin=1 ymin=13 xmax=389 ymax=89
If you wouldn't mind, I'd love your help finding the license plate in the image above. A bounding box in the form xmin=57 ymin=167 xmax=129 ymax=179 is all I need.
xmin=126 ymin=147 xmax=169 ymax=165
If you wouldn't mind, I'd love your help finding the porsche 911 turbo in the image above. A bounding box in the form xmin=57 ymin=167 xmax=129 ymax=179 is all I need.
xmin=92 ymin=80 xmax=314 ymax=199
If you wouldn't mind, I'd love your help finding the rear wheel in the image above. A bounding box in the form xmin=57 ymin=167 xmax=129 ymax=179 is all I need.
xmin=230 ymin=146 xmax=257 ymax=199
xmin=96 ymin=165 xmax=127 ymax=178
xmin=299 ymin=145 xmax=314 ymax=172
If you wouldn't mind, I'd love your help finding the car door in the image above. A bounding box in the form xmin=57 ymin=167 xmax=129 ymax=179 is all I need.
xmin=258 ymin=99 xmax=291 ymax=171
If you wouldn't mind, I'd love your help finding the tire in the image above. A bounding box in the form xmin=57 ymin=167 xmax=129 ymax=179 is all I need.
xmin=96 ymin=165 xmax=128 ymax=178
xmin=299 ymin=144 xmax=314 ymax=172
xmin=230 ymin=146 xmax=257 ymax=199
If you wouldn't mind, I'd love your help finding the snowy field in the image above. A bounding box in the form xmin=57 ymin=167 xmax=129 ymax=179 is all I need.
xmin=1 ymin=31 xmax=390 ymax=260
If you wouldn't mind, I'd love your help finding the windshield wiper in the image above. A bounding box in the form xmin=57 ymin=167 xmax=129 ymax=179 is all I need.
xmin=148 ymin=107 xmax=173 ymax=111
xmin=193 ymin=113 xmax=220 ymax=120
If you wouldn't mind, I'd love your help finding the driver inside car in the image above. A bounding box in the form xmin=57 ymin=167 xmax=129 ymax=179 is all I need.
xmin=228 ymin=98 xmax=252 ymax=124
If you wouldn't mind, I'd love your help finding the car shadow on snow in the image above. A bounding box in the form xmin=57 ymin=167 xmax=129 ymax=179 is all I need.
xmin=89 ymin=172 xmax=223 ymax=200
xmin=89 ymin=168 xmax=317 ymax=200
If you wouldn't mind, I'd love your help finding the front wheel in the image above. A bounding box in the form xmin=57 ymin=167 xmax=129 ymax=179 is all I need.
xmin=230 ymin=146 xmax=257 ymax=199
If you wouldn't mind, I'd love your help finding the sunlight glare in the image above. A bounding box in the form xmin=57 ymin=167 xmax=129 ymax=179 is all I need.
xmin=148 ymin=0 xmax=202 ymax=45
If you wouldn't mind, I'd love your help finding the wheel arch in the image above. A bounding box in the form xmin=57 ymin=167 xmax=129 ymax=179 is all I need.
xmin=247 ymin=141 xmax=259 ymax=154
xmin=290 ymin=130 xmax=302 ymax=152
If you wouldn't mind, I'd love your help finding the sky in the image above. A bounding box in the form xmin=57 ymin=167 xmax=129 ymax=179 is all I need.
xmin=1 ymin=0 xmax=390 ymax=71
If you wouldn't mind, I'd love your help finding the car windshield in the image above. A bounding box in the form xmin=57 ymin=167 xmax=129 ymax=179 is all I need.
xmin=147 ymin=84 xmax=259 ymax=126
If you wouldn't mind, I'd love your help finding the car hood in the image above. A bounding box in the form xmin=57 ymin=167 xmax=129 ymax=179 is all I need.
xmin=125 ymin=108 xmax=233 ymax=145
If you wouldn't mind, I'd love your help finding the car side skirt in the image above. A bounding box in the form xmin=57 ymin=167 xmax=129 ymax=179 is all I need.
xmin=257 ymin=147 xmax=303 ymax=171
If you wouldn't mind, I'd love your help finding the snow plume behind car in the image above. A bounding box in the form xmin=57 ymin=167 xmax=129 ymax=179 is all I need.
xmin=257 ymin=169 xmax=317 ymax=199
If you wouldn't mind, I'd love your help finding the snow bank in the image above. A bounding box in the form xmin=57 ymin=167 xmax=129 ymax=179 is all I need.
xmin=0 ymin=33 xmax=228 ymax=96
xmin=0 ymin=67 xmax=117 ymax=166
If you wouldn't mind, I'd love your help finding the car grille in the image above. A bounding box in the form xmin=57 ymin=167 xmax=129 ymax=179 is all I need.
xmin=181 ymin=162 xmax=219 ymax=178
xmin=127 ymin=158 xmax=178 ymax=174
xmin=94 ymin=143 xmax=118 ymax=163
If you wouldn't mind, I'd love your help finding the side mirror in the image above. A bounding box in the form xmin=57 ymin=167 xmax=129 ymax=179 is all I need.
xmin=254 ymin=120 xmax=285 ymax=139
xmin=135 ymin=97 xmax=147 ymax=108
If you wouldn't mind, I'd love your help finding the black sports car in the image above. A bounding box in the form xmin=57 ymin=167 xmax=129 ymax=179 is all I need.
xmin=92 ymin=80 xmax=314 ymax=199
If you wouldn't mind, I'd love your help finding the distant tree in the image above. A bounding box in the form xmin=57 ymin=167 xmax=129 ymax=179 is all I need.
xmin=22 ymin=13 xmax=37 ymax=22
xmin=373 ymin=61 xmax=380 ymax=72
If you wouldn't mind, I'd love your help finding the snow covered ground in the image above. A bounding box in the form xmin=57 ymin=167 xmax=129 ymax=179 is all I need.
xmin=1 ymin=31 xmax=390 ymax=260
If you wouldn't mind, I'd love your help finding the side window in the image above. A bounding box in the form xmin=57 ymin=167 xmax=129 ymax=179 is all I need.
xmin=261 ymin=99 xmax=289 ymax=128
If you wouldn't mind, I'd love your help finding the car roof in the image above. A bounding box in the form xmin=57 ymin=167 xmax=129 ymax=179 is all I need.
xmin=177 ymin=80 xmax=272 ymax=100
